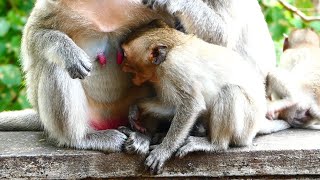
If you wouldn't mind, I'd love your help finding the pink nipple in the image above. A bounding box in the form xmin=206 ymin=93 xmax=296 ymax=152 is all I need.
xmin=97 ymin=52 xmax=107 ymax=66
xmin=117 ymin=50 xmax=124 ymax=65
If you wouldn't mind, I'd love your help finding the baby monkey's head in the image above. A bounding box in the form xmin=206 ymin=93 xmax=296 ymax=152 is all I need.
xmin=121 ymin=20 xmax=184 ymax=86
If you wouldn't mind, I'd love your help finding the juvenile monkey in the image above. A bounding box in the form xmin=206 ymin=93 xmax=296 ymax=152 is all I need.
xmin=0 ymin=0 xmax=276 ymax=152
xmin=267 ymin=29 xmax=320 ymax=129
xmin=121 ymin=22 xmax=290 ymax=173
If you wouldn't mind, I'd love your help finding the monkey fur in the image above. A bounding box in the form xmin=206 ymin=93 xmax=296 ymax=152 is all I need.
xmin=267 ymin=29 xmax=320 ymax=129
xmin=121 ymin=22 xmax=290 ymax=173
xmin=0 ymin=0 xmax=277 ymax=153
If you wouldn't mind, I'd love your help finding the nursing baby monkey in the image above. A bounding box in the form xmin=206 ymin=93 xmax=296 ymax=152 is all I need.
xmin=121 ymin=21 xmax=290 ymax=174
xmin=267 ymin=29 xmax=320 ymax=129
xmin=0 ymin=0 xmax=277 ymax=153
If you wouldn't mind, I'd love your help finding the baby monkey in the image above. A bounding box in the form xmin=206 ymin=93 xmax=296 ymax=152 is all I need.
xmin=121 ymin=20 xmax=289 ymax=174
xmin=267 ymin=29 xmax=320 ymax=129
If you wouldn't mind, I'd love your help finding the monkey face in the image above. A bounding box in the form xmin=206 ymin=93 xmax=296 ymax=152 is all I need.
xmin=279 ymin=105 xmax=313 ymax=128
xmin=121 ymin=43 xmax=160 ymax=86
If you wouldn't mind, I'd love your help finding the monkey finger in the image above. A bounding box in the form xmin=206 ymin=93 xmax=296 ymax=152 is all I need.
xmin=149 ymin=145 xmax=159 ymax=151
xmin=66 ymin=66 xmax=83 ymax=79
xmin=145 ymin=156 xmax=159 ymax=174
xmin=142 ymin=0 xmax=160 ymax=10
xmin=80 ymin=59 xmax=92 ymax=73
xmin=118 ymin=126 xmax=133 ymax=136
xmin=175 ymin=145 xmax=189 ymax=158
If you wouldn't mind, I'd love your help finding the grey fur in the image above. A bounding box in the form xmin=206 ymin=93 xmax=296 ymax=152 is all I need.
xmin=142 ymin=0 xmax=276 ymax=77
xmin=122 ymin=28 xmax=289 ymax=174
xmin=124 ymin=0 xmax=277 ymax=156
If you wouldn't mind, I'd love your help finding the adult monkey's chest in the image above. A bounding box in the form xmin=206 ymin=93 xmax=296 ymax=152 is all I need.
xmin=65 ymin=0 xmax=170 ymax=33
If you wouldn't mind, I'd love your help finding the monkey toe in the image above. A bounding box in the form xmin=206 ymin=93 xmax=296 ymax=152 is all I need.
xmin=145 ymin=154 xmax=163 ymax=174
xmin=118 ymin=126 xmax=133 ymax=136
xmin=145 ymin=147 xmax=169 ymax=174
xmin=176 ymin=144 xmax=192 ymax=158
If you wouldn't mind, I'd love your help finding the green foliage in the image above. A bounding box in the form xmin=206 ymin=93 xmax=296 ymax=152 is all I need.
xmin=0 ymin=0 xmax=34 ymax=111
xmin=259 ymin=0 xmax=320 ymax=62
xmin=0 ymin=0 xmax=320 ymax=111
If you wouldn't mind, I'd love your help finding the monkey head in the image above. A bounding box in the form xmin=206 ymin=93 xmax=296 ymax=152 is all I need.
xmin=277 ymin=103 xmax=316 ymax=128
xmin=283 ymin=28 xmax=320 ymax=51
xmin=121 ymin=20 xmax=181 ymax=86
xmin=121 ymin=41 xmax=168 ymax=86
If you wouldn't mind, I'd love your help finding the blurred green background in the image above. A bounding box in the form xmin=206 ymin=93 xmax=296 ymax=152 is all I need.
xmin=0 ymin=0 xmax=320 ymax=111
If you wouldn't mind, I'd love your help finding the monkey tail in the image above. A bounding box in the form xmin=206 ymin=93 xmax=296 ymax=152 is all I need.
xmin=0 ymin=109 xmax=43 ymax=131
xmin=258 ymin=118 xmax=291 ymax=135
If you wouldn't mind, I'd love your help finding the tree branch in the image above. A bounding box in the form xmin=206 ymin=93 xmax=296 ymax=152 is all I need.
xmin=278 ymin=0 xmax=320 ymax=22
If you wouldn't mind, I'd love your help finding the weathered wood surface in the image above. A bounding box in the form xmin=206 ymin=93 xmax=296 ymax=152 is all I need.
xmin=0 ymin=129 xmax=319 ymax=179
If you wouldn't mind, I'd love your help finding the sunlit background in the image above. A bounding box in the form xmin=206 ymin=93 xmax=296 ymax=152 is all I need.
xmin=0 ymin=0 xmax=319 ymax=111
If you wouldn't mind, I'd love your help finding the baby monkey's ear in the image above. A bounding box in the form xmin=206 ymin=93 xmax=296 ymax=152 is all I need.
xmin=283 ymin=35 xmax=289 ymax=52
xmin=150 ymin=44 xmax=168 ymax=65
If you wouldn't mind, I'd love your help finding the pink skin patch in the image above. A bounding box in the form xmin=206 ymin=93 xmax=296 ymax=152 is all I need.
xmin=90 ymin=118 xmax=129 ymax=130
xmin=97 ymin=52 xmax=107 ymax=66
xmin=117 ymin=50 xmax=124 ymax=64
xmin=97 ymin=50 xmax=123 ymax=65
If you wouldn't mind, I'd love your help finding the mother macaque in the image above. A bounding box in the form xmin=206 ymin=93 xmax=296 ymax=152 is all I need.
xmin=0 ymin=0 xmax=276 ymax=152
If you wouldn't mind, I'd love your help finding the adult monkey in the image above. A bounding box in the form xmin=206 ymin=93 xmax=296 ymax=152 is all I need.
xmin=0 ymin=0 xmax=275 ymax=152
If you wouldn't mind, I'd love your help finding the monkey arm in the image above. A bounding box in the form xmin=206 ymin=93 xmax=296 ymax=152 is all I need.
xmin=145 ymin=93 xmax=206 ymax=174
xmin=26 ymin=28 xmax=92 ymax=79
xmin=138 ymin=97 xmax=175 ymax=118
xmin=266 ymin=69 xmax=300 ymax=99
xmin=143 ymin=0 xmax=229 ymax=46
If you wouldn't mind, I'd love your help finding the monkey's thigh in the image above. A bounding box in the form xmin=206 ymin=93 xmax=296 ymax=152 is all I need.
xmin=209 ymin=84 xmax=257 ymax=147
xmin=37 ymin=65 xmax=89 ymax=143
xmin=37 ymin=66 xmax=127 ymax=151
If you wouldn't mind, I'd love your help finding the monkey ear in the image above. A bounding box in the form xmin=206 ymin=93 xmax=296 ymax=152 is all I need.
xmin=150 ymin=45 xmax=168 ymax=65
xmin=283 ymin=35 xmax=289 ymax=52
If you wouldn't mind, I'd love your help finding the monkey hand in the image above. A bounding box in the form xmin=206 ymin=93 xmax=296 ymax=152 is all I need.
xmin=65 ymin=48 xmax=92 ymax=79
xmin=128 ymin=104 xmax=147 ymax=133
xmin=119 ymin=126 xmax=151 ymax=155
xmin=142 ymin=0 xmax=184 ymax=15
xmin=145 ymin=145 xmax=171 ymax=174
xmin=175 ymin=136 xmax=198 ymax=158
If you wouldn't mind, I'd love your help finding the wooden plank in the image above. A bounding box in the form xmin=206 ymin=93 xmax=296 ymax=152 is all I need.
xmin=0 ymin=129 xmax=319 ymax=178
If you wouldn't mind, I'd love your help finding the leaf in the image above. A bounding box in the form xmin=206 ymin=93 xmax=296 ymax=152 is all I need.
xmin=17 ymin=88 xmax=31 ymax=109
xmin=0 ymin=87 xmax=15 ymax=111
xmin=0 ymin=65 xmax=22 ymax=87
xmin=309 ymin=21 xmax=320 ymax=31
xmin=0 ymin=18 xmax=10 ymax=37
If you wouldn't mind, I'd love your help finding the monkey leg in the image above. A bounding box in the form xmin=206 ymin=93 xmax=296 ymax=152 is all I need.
xmin=258 ymin=119 xmax=290 ymax=134
xmin=177 ymin=85 xmax=255 ymax=157
xmin=37 ymin=67 xmax=126 ymax=152
xmin=122 ymin=98 xmax=174 ymax=155
xmin=128 ymin=104 xmax=146 ymax=133
xmin=175 ymin=136 xmax=225 ymax=158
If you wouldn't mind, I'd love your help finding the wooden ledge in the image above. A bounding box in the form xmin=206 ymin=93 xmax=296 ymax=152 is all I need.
xmin=0 ymin=129 xmax=320 ymax=178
